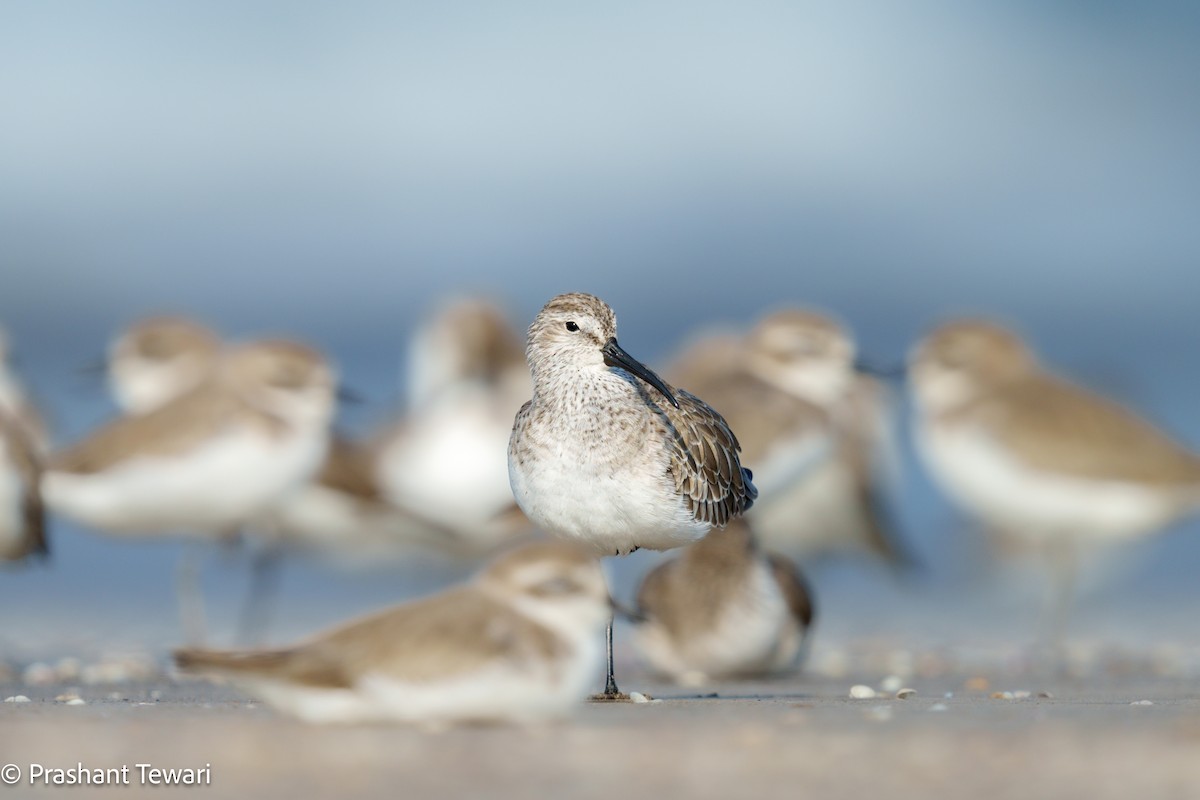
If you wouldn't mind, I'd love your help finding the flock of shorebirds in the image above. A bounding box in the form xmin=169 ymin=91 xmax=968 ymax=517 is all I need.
xmin=3 ymin=291 xmax=1200 ymax=725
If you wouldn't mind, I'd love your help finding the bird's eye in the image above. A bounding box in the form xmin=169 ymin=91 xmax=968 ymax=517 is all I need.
xmin=565 ymin=321 xmax=580 ymax=332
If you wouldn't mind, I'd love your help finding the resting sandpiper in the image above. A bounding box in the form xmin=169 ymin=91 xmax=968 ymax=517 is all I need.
xmin=176 ymin=541 xmax=611 ymax=725
xmin=632 ymin=518 xmax=814 ymax=685
xmin=668 ymin=309 xmax=911 ymax=568
xmin=508 ymin=292 xmax=757 ymax=698
xmin=374 ymin=297 xmax=533 ymax=555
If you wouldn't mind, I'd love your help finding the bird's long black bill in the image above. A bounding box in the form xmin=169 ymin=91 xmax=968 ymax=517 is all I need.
xmin=602 ymin=338 xmax=679 ymax=408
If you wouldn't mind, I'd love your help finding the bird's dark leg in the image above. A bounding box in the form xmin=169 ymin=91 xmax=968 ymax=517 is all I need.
xmin=604 ymin=616 xmax=620 ymax=695
xmin=590 ymin=614 xmax=630 ymax=701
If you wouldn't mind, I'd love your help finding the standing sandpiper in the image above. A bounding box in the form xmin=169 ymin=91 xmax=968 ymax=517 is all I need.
xmin=101 ymin=321 xmax=454 ymax=640
xmin=45 ymin=339 xmax=336 ymax=642
xmin=508 ymin=293 xmax=757 ymax=698
xmin=909 ymin=319 xmax=1200 ymax=648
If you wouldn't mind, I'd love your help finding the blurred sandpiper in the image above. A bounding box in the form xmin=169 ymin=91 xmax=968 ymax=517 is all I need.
xmin=632 ymin=519 xmax=814 ymax=684
xmin=508 ymin=292 xmax=757 ymax=698
xmin=175 ymin=541 xmax=612 ymax=725
xmin=909 ymin=319 xmax=1200 ymax=645
xmin=102 ymin=319 xmax=458 ymax=641
xmin=46 ymin=339 xmax=336 ymax=641
xmin=374 ymin=297 xmax=533 ymax=555
xmin=669 ymin=309 xmax=910 ymax=569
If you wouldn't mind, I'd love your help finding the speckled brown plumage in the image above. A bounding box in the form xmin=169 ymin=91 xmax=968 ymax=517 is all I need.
xmin=509 ymin=293 xmax=757 ymax=556
xmin=655 ymin=388 xmax=757 ymax=526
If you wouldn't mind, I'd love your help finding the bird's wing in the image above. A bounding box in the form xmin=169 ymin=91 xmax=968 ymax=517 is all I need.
xmin=176 ymin=588 xmax=567 ymax=687
xmin=315 ymin=434 xmax=383 ymax=501
xmin=311 ymin=588 xmax=567 ymax=684
xmin=978 ymin=376 xmax=1200 ymax=487
xmin=656 ymin=388 xmax=758 ymax=527
xmin=48 ymin=385 xmax=240 ymax=474
xmin=174 ymin=646 xmax=351 ymax=688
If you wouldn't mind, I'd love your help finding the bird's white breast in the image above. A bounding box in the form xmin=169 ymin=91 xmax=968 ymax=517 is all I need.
xmin=44 ymin=426 xmax=328 ymax=535
xmin=751 ymin=455 xmax=873 ymax=557
xmin=376 ymin=393 xmax=516 ymax=531
xmin=509 ymin=422 xmax=705 ymax=555
xmin=917 ymin=417 xmax=1184 ymax=541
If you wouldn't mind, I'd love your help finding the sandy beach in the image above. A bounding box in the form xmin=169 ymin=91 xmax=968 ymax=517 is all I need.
xmin=4 ymin=654 xmax=1200 ymax=800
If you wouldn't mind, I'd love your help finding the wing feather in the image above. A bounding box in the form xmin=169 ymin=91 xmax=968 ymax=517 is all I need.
xmin=658 ymin=389 xmax=757 ymax=527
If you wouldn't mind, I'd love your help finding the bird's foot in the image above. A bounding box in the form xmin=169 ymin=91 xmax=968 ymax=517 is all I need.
xmin=589 ymin=674 xmax=636 ymax=702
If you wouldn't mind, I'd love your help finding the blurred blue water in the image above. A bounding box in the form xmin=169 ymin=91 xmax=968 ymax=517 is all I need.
xmin=2 ymin=2 xmax=1199 ymax=656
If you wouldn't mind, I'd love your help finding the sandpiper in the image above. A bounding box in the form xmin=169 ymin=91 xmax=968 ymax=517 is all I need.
xmin=668 ymin=309 xmax=909 ymax=568
xmin=909 ymin=319 xmax=1200 ymax=642
xmin=106 ymin=316 xmax=222 ymax=414
xmin=175 ymin=541 xmax=612 ymax=725
xmin=45 ymin=339 xmax=336 ymax=641
xmin=0 ymin=327 xmax=49 ymax=453
xmin=508 ymin=292 xmax=757 ymax=698
xmin=632 ymin=519 xmax=814 ymax=684
xmin=405 ymin=296 xmax=530 ymax=411
xmin=100 ymin=321 xmax=458 ymax=639
xmin=0 ymin=410 xmax=46 ymax=562
xmin=374 ymin=297 xmax=533 ymax=554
